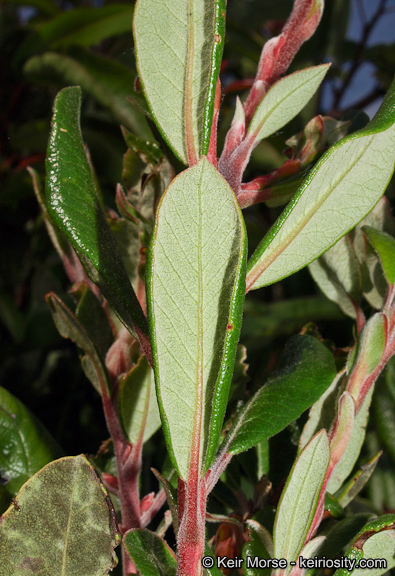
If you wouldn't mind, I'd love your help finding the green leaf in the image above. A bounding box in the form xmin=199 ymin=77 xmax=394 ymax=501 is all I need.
xmin=147 ymin=157 xmax=246 ymax=479
xmin=122 ymin=128 xmax=162 ymax=166
xmin=24 ymin=49 xmax=150 ymax=138
xmin=0 ymin=387 xmax=62 ymax=495
xmin=336 ymin=452 xmax=381 ymax=508
xmin=334 ymin=515 xmax=395 ymax=576
xmin=327 ymin=388 xmax=374 ymax=494
xmin=363 ymin=226 xmax=395 ymax=285
xmin=36 ymin=5 xmax=134 ymax=49
xmin=46 ymin=292 xmax=110 ymax=395
xmin=75 ymin=284 xmax=114 ymax=359
xmin=309 ymin=235 xmax=362 ymax=318
xmin=119 ymin=355 xmax=161 ymax=445
xmin=243 ymin=520 xmax=273 ymax=576
xmin=299 ymin=371 xmax=343 ymax=450
xmin=242 ymin=296 xmax=343 ymax=352
xmin=134 ymin=0 xmax=226 ymax=163
xmin=225 ymin=335 xmax=336 ymax=455
xmin=273 ymin=431 xmax=330 ymax=569
xmin=123 ymin=529 xmax=177 ymax=576
xmin=351 ymin=530 xmax=395 ymax=576
xmin=45 ymin=87 xmax=149 ymax=345
xmin=246 ymin=77 xmax=395 ymax=291
xmin=0 ymin=455 xmax=120 ymax=575
xmin=152 ymin=469 xmax=178 ymax=535
xmin=248 ymin=65 xmax=330 ymax=144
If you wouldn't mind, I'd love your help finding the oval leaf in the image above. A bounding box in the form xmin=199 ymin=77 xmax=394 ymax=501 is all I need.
xmin=147 ymin=157 xmax=246 ymax=479
xmin=273 ymin=431 xmax=330 ymax=570
xmin=0 ymin=455 xmax=120 ymax=575
xmin=248 ymin=65 xmax=330 ymax=144
xmin=225 ymin=335 xmax=336 ymax=455
xmin=0 ymin=387 xmax=62 ymax=496
xmin=124 ymin=528 xmax=177 ymax=576
xmin=247 ymin=77 xmax=395 ymax=291
xmin=134 ymin=0 xmax=225 ymax=163
xmin=45 ymin=87 xmax=149 ymax=344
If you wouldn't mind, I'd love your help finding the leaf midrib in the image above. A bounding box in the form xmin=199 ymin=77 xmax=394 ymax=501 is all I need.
xmin=247 ymin=134 xmax=375 ymax=289
xmin=250 ymin=67 xmax=325 ymax=140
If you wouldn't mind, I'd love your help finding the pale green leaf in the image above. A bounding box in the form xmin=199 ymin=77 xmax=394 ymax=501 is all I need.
xmin=327 ymin=387 xmax=373 ymax=494
xmin=147 ymin=158 xmax=246 ymax=479
xmin=119 ymin=355 xmax=161 ymax=445
xmin=248 ymin=65 xmax=330 ymax=144
xmin=273 ymin=431 xmax=330 ymax=572
xmin=0 ymin=455 xmax=120 ymax=576
xmin=351 ymin=531 xmax=395 ymax=576
xmin=134 ymin=0 xmax=225 ymax=163
xmin=309 ymin=235 xmax=362 ymax=318
xmin=247 ymin=78 xmax=395 ymax=291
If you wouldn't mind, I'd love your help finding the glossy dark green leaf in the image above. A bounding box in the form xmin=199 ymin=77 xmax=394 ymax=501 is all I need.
xmin=0 ymin=387 xmax=62 ymax=496
xmin=243 ymin=520 xmax=272 ymax=576
xmin=226 ymin=335 xmax=336 ymax=455
xmin=25 ymin=50 xmax=150 ymax=138
xmin=123 ymin=529 xmax=177 ymax=576
xmin=46 ymin=292 xmax=110 ymax=395
xmin=45 ymin=87 xmax=149 ymax=346
xmin=0 ymin=455 xmax=120 ymax=575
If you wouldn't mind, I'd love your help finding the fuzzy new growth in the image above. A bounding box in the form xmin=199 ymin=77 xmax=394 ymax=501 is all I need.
xmin=218 ymin=0 xmax=324 ymax=199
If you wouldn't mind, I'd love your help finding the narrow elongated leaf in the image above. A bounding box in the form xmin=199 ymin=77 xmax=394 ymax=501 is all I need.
xmin=248 ymin=65 xmax=330 ymax=144
xmin=273 ymin=431 xmax=330 ymax=571
xmin=0 ymin=387 xmax=62 ymax=495
xmin=247 ymin=77 xmax=395 ymax=291
xmin=119 ymin=355 xmax=161 ymax=444
xmin=225 ymin=335 xmax=336 ymax=455
xmin=0 ymin=455 xmax=120 ymax=575
xmin=123 ymin=529 xmax=177 ymax=576
xmin=46 ymin=87 xmax=149 ymax=343
xmin=134 ymin=0 xmax=226 ymax=163
xmin=147 ymin=158 xmax=246 ymax=479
